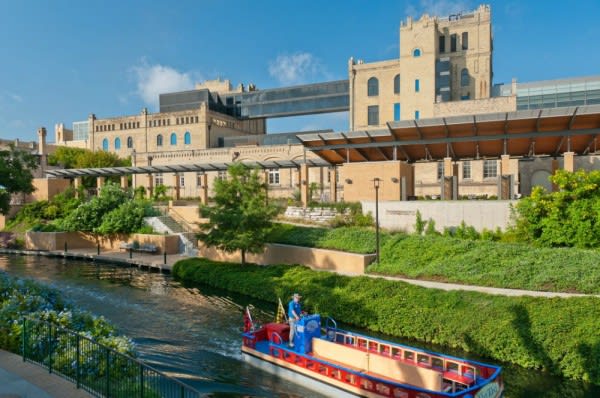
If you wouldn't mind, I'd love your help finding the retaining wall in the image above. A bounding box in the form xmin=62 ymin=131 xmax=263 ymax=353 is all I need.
xmin=198 ymin=243 xmax=374 ymax=275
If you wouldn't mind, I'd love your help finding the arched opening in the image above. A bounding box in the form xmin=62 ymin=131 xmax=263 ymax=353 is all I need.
xmin=157 ymin=134 xmax=163 ymax=147
xmin=367 ymin=77 xmax=379 ymax=96
xmin=394 ymin=74 xmax=400 ymax=94
xmin=114 ymin=137 xmax=121 ymax=150
xmin=184 ymin=131 xmax=191 ymax=145
xmin=127 ymin=136 xmax=133 ymax=148
xmin=102 ymin=138 xmax=108 ymax=151
xmin=170 ymin=133 xmax=177 ymax=146
xmin=413 ymin=48 xmax=421 ymax=57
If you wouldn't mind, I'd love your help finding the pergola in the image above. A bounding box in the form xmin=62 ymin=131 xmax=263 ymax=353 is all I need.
xmin=297 ymin=105 xmax=600 ymax=163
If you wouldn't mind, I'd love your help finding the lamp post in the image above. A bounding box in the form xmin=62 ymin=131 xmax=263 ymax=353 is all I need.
xmin=373 ymin=178 xmax=381 ymax=264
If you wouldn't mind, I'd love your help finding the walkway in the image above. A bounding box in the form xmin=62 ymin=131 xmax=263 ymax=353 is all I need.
xmin=367 ymin=274 xmax=598 ymax=298
xmin=0 ymin=350 xmax=92 ymax=398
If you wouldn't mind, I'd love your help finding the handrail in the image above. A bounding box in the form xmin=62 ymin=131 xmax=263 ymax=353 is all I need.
xmin=167 ymin=208 xmax=196 ymax=233
xmin=20 ymin=317 xmax=203 ymax=398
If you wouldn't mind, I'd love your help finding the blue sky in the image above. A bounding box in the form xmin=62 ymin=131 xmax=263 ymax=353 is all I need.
xmin=1 ymin=0 xmax=599 ymax=142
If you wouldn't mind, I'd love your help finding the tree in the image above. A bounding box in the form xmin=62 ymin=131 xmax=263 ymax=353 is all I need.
xmin=198 ymin=163 xmax=277 ymax=264
xmin=0 ymin=146 xmax=38 ymax=214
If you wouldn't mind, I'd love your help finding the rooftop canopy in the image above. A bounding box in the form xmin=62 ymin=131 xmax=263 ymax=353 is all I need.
xmin=298 ymin=105 xmax=600 ymax=163
xmin=45 ymin=159 xmax=330 ymax=179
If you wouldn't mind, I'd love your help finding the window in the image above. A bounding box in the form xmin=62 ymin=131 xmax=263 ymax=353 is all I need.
xmin=102 ymin=138 xmax=108 ymax=151
xmin=439 ymin=35 xmax=446 ymax=53
xmin=415 ymin=79 xmax=420 ymax=92
xmin=196 ymin=172 xmax=204 ymax=187
xmin=393 ymin=74 xmax=400 ymax=94
xmin=450 ymin=34 xmax=457 ymax=52
xmin=461 ymin=68 xmax=469 ymax=87
xmin=268 ymin=169 xmax=280 ymax=185
xmin=367 ymin=77 xmax=379 ymax=96
xmin=437 ymin=162 xmax=444 ymax=180
xmin=415 ymin=110 xmax=420 ymax=120
xmin=413 ymin=48 xmax=421 ymax=57
xmin=367 ymin=105 xmax=379 ymax=126
xmin=180 ymin=176 xmax=185 ymax=187
xmin=217 ymin=170 xmax=227 ymax=180
xmin=483 ymin=160 xmax=498 ymax=178
xmin=156 ymin=134 xmax=163 ymax=147
xmin=155 ymin=173 xmax=163 ymax=186
xmin=462 ymin=32 xmax=469 ymax=50
xmin=195 ymin=116 xmax=199 ymax=123
xmin=393 ymin=103 xmax=401 ymax=121
xmin=170 ymin=133 xmax=177 ymax=146
xmin=114 ymin=137 xmax=121 ymax=150
xmin=184 ymin=131 xmax=191 ymax=145
xmin=462 ymin=161 xmax=471 ymax=179
xmin=127 ymin=136 xmax=133 ymax=148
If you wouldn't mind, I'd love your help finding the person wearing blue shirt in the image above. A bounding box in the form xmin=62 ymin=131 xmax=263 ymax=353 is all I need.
xmin=288 ymin=293 xmax=302 ymax=347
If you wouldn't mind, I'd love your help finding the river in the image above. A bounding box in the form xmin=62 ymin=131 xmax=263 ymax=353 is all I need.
xmin=1 ymin=254 xmax=598 ymax=398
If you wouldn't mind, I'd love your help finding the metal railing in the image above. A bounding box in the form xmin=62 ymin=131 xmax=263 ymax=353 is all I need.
xmin=21 ymin=318 xmax=202 ymax=398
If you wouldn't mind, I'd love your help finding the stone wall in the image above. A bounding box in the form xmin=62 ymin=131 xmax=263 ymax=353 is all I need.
xmin=361 ymin=200 xmax=515 ymax=232
xmin=284 ymin=206 xmax=339 ymax=223
xmin=198 ymin=243 xmax=374 ymax=275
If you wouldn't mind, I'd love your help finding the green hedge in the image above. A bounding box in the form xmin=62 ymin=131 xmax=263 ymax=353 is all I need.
xmin=268 ymin=224 xmax=377 ymax=254
xmin=370 ymin=234 xmax=600 ymax=295
xmin=173 ymin=258 xmax=600 ymax=384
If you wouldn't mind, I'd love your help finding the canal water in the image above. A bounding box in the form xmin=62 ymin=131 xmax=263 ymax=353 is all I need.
xmin=1 ymin=254 xmax=599 ymax=398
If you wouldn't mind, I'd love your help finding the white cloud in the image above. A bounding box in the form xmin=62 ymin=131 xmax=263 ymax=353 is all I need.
xmin=405 ymin=0 xmax=474 ymax=18
xmin=0 ymin=91 xmax=23 ymax=104
xmin=130 ymin=60 xmax=195 ymax=109
xmin=268 ymin=52 xmax=328 ymax=85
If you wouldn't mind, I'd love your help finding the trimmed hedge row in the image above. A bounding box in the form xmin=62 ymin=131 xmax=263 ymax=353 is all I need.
xmin=268 ymin=224 xmax=377 ymax=254
xmin=371 ymin=234 xmax=600 ymax=294
xmin=173 ymin=258 xmax=600 ymax=385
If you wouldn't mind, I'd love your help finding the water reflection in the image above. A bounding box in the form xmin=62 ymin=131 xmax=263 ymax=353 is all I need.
xmin=1 ymin=255 xmax=599 ymax=397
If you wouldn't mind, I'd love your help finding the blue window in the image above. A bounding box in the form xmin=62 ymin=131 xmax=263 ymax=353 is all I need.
xmin=415 ymin=79 xmax=420 ymax=92
xmin=157 ymin=134 xmax=163 ymax=147
xmin=127 ymin=136 xmax=133 ymax=148
xmin=394 ymin=74 xmax=400 ymax=94
xmin=114 ymin=137 xmax=121 ymax=150
xmin=461 ymin=95 xmax=470 ymax=100
xmin=413 ymin=48 xmax=421 ymax=57
xmin=170 ymin=133 xmax=177 ymax=146
xmin=461 ymin=68 xmax=469 ymax=87
xmin=367 ymin=77 xmax=379 ymax=96
xmin=184 ymin=131 xmax=191 ymax=145
xmin=415 ymin=110 xmax=420 ymax=120
xmin=102 ymin=138 xmax=108 ymax=151
xmin=393 ymin=103 xmax=401 ymax=121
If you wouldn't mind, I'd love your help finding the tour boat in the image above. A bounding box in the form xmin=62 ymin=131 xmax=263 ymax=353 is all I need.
xmin=242 ymin=308 xmax=503 ymax=398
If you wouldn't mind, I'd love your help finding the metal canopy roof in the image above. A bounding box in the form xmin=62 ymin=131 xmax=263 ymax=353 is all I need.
xmin=298 ymin=105 xmax=600 ymax=163
xmin=45 ymin=159 xmax=330 ymax=179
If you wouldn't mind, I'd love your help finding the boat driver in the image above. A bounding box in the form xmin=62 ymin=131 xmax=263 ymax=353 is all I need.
xmin=288 ymin=293 xmax=302 ymax=347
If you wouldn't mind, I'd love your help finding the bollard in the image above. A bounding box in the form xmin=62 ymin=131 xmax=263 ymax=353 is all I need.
xmin=163 ymin=251 xmax=167 ymax=265
xmin=64 ymin=241 xmax=67 ymax=253
xmin=129 ymin=248 xmax=133 ymax=259
xmin=97 ymin=244 xmax=100 ymax=255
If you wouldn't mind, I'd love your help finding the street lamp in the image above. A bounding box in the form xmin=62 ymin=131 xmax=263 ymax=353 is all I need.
xmin=373 ymin=177 xmax=381 ymax=264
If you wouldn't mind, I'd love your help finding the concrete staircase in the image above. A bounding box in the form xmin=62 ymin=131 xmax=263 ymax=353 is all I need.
xmin=145 ymin=214 xmax=198 ymax=256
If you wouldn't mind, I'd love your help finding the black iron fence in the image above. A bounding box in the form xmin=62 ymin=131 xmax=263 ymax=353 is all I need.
xmin=21 ymin=318 xmax=202 ymax=398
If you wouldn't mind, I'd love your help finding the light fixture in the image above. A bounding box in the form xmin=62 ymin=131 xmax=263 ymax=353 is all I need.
xmin=391 ymin=177 xmax=399 ymax=183
xmin=345 ymin=178 xmax=353 ymax=184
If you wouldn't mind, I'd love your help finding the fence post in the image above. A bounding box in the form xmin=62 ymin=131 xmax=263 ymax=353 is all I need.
xmin=76 ymin=334 xmax=81 ymax=389
xmin=105 ymin=347 xmax=110 ymax=398
xmin=139 ymin=362 xmax=144 ymax=398
xmin=181 ymin=384 xmax=185 ymax=398
xmin=21 ymin=318 xmax=26 ymax=362
xmin=48 ymin=324 xmax=53 ymax=374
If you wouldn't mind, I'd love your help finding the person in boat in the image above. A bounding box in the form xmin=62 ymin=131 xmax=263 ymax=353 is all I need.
xmin=288 ymin=293 xmax=302 ymax=347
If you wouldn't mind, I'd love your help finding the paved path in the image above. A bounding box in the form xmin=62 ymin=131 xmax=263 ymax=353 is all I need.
xmin=0 ymin=350 xmax=92 ymax=398
xmin=367 ymin=273 xmax=598 ymax=298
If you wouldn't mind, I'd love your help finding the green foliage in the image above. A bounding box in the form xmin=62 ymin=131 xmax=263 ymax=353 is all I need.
xmin=268 ymin=224 xmax=378 ymax=254
xmin=512 ymin=170 xmax=600 ymax=248
xmin=326 ymin=202 xmax=374 ymax=228
xmin=0 ymin=146 xmax=38 ymax=214
xmin=424 ymin=218 xmax=439 ymax=235
xmin=96 ymin=200 xmax=150 ymax=235
xmin=173 ymin=258 xmax=600 ymax=384
xmin=152 ymin=184 xmax=170 ymax=202
xmin=414 ymin=210 xmax=426 ymax=235
xmin=198 ymin=163 xmax=277 ymax=264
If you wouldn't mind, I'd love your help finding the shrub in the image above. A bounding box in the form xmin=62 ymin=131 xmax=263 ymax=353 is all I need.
xmin=172 ymin=258 xmax=600 ymax=385
xmin=268 ymin=224 xmax=378 ymax=254
xmin=414 ymin=210 xmax=426 ymax=235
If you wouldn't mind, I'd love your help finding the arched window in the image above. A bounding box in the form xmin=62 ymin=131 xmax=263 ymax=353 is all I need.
xmin=184 ymin=131 xmax=191 ymax=145
xmin=127 ymin=136 xmax=133 ymax=148
xmin=367 ymin=77 xmax=379 ymax=96
xmin=394 ymin=74 xmax=400 ymax=94
xmin=170 ymin=132 xmax=177 ymax=146
xmin=461 ymin=68 xmax=470 ymax=87
xmin=102 ymin=138 xmax=108 ymax=151
xmin=114 ymin=137 xmax=121 ymax=150
xmin=413 ymin=48 xmax=421 ymax=57
xmin=157 ymin=134 xmax=163 ymax=147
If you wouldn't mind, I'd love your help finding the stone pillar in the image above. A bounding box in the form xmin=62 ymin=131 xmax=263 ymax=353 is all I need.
xmin=172 ymin=173 xmax=180 ymax=200
xmin=441 ymin=158 xmax=458 ymax=200
xmin=120 ymin=175 xmax=129 ymax=190
xmin=37 ymin=127 xmax=47 ymax=176
xmin=329 ymin=167 xmax=337 ymax=203
xmin=199 ymin=174 xmax=208 ymax=205
xmin=96 ymin=176 xmax=105 ymax=196
xmin=300 ymin=164 xmax=310 ymax=208
xmin=147 ymin=174 xmax=154 ymax=199
xmin=73 ymin=177 xmax=83 ymax=198
xmin=564 ymin=152 xmax=575 ymax=172
xmin=498 ymin=155 xmax=514 ymax=200
xmin=551 ymin=158 xmax=560 ymax=192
